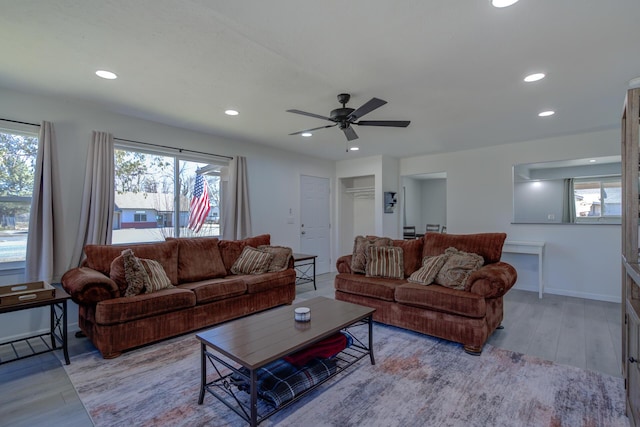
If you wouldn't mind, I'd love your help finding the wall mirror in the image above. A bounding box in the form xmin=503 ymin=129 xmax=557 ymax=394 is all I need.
xmin=512 ymin=156 xmax=621 ymax=224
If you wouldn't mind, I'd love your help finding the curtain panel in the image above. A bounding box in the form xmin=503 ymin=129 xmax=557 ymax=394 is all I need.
xmin=69 ymin=131 xmax=115 ymax=268
xmin=222 ymin=156 xmax=252 ymax=240
xmin=25 ymin=121 xmax=63 ymax=282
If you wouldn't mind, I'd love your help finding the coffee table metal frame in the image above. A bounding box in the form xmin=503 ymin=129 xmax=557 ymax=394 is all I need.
xmin=197 ymin=297 xmax=375 ymax=426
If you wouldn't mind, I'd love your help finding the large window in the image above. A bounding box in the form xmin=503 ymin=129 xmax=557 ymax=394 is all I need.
xmin=573 ymin=177 xmax=621 ymax=222
xmin=113 ymin=145 xmax=222 ymax=244
xmin=0 ymin=125 xmax=38 ymax=268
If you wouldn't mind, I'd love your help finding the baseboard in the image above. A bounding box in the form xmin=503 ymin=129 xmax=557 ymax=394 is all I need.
xmin=513 ymin=283 xmax=620 ymax=303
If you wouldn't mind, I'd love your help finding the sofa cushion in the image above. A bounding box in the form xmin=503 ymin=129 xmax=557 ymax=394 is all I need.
xmin=392 ymin=238 xmax=423 ymax=277
xmin=335 ymin=273 xmax=405 ymax=302
xmin=408 ymin=254 xmax=449 ymax=285
xmin=231 ymin=246 xmax=274 ymax=275
xmin=94 ymin=288 xmax=196 ymax=325
xmin=168 ymin=237 xmax=227 ymax=283
xmin=395 ymin=282 xmax=487 ymax=318
xmin=86 ymin=240 xmax=179 ymax=286
xmin=365 ymin=246 xmax=404 ymax=279
xmin=178 ymin=278 xmax=247 ymax=304
xmin=351 ymin=236 xmax=393 ymax=274
xmin=258 ymin=245 xmax=293 ymax=272
xmin=139 ymin=258 xmax=175 ymax=293
xmin=120 ymin=249 xmax=148 ymax=297
xmin=219 ymin=234 xmax=271 ymax=274
xmin=241 ymin=270 xmax=297 ymax=294
xmin=435 ymin=247 xmax=484 ymax=291
xmin=422 ymin=232 xmax=506 ymax=264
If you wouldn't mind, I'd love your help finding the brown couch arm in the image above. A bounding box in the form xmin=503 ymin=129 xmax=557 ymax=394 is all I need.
xmin=61 ymin=267 xmax=120 ymax=305
xmin=467 ymin=262 xmax=517 ymax=298
xmin=336 ymin=255 xmax=353 ymax=274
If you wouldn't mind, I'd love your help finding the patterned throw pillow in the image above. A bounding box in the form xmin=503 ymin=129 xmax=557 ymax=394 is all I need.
xmin=435 ymin=247 xmax=484 ymax=290
xmin=258 ymin=245 xmax=293 ymax=272
xmin=139 ymin=258 xmax=174 ymax=293
xmin=408 ymin=254 xmax=449 ymax=285
xmin=231 ymin=246 xmax=274 ymax=275
xmin=351 ymin=236 xmax=394 ymax=274
xmin=122 ymin=249 xmax=148 ymax=297
xmin=365 ymin=245 xmax=404 ymax=279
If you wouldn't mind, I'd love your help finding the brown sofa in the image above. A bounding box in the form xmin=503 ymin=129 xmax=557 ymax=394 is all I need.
xmin=334 ymin=233 xmax=517 ymax=354
xmin=61 ymin=234 xmax=295 ymax=358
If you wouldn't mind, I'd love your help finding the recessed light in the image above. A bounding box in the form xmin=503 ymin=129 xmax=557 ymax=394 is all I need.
xmin=224 ymin=109 xmax=239 ymax=116
xmin=524 ymin=73 xmax=545 ymax=83
xmin=349 ymin=146 xmax=360 ymax=151
xmin=538 ymin=110 xmax=555 ymax=117
xmin=589 ymin=159 xmax=597 ymax=163
xmin=492 ymin=0 xmax=519 ymax=8
xmin=95 ymin=70 xmax=117 ymax=80
xmin=301 ymin=132 xmax=312 ymax=137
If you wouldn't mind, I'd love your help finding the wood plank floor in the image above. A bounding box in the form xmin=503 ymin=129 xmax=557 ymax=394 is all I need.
xmin=0 ymin=272 xmax=622 ymax=426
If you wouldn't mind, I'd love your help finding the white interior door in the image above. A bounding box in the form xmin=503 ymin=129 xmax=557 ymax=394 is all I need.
xmin=300 ymin=175 xmax=330 ymax=274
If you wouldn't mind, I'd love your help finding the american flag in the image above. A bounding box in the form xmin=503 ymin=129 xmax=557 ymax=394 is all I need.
xmin=187 ymin=174 xmax=210 ymax=233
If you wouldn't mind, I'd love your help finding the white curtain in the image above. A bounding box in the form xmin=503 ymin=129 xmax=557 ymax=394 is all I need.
xmin=25 ymin=121 xmax=63 ymax=282
xmin=222 ymin=156 xmax=252 ymax=240
xmin=69 ymin=131 xmax=115 ymax=268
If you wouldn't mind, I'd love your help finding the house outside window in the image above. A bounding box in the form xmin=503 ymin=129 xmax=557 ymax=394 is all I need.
xmin=113 ymin=144 xmax=223 ymax=244
xmin=0 ymin=124 xmax=38 ymax=270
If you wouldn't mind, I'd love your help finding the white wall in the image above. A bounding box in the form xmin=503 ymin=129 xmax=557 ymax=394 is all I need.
xmin=0 ymin=86 xmax=334 ymax=339
xmin=402 ymin=177 xmax=422 ymax=227
xmin=421 ymin=178 xmax=447 ymax=231
xmin=401 ymin=128 xmax=621 ymax=302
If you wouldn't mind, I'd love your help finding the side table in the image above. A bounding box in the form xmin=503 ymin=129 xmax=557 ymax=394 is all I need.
xmin=292 ymin=253 xmax=317 ymax=290
xmin=0 ymin=286 xmax=70 ymax=365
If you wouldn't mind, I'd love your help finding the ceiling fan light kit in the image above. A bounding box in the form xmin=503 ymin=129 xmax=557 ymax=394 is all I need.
xmin=287 ymin=93 xmax=410 ymax=145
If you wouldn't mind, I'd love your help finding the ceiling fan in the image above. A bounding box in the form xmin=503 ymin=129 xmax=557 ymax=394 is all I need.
xmin=287 ymin=93 xmax=410 ymax=141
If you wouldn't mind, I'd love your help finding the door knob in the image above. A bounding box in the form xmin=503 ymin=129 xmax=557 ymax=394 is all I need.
xmin=630 ymin=357 xmax=638 ymax=363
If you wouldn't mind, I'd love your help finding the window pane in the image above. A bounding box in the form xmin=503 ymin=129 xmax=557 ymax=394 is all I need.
xmin=178 ymin=160 xmax=220 ymax=237
xmin=602 ymin=181 xmax=621 ymax=217
xmin=574 ymin=181 xmax=601 ymax=217
xmin=0 ymin=129 xmax=38 ymax=265
xmin=113 ymin=149 xmax=175 ymax=244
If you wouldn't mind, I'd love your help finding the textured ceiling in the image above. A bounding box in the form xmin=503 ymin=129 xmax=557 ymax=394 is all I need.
xmin=1 ymin=0 xmax=639 ymax=161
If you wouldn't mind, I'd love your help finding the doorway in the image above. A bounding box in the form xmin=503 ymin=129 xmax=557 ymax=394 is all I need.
xmin=300 ymin=175 xmax=330 ymax=274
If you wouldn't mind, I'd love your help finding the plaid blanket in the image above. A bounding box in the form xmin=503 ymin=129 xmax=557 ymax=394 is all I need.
xmin=232 ymin=332 xmax=352 ymax=408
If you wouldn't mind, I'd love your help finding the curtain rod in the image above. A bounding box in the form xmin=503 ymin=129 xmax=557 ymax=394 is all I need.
xmin=0 ymin=118 xmax=40 ymax=127
xmin=114 ymin=137 xmax=233 ymax=160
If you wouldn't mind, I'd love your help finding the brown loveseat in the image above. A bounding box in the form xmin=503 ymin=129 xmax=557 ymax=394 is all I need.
xmin=334 ymin=232 xmax=517 ymax=354
xmin=61 ymin=234 xmax=295 ymax=358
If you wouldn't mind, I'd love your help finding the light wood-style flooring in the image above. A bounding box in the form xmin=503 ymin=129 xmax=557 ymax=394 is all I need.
xmin=0 ymin=272 xmax=622 ymax=426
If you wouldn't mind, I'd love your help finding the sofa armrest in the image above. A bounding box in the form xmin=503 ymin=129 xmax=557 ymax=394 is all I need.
xmin=467 ymin=262 xmax=518 ymax=299
xmin=61 ymin=267 xmax=120 ymax=305
xmin=336 ymin=255 xmax=353 ymax=274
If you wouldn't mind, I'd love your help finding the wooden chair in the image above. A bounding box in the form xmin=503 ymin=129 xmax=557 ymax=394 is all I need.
xmin=441 ymin=225 xmax=447 ymax=233
xmin=426 ymin=224 xmax=440 ymax=233
xmin=403 ymin=226 xmax=416 ymax=239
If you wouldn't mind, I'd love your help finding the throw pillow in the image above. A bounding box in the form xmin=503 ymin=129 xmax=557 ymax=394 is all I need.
xmin=258 ymin=245 xmax=293 ymax=272
xmin=407 ymin=254 xmax=449 ymax=285
xmin=231 ymin=246 xmax=274 ymax=275
xmin=365 ymin=245 xmax=404 ymax=279
xmin=351 ymin=235 xmax=394 ymax=274
xmin=139 ymin=258 xmax=174 ymax=293
xmin=121 ymin=249 xmax=149 ymax=297
xmin=435 ymin=247 xmax=484 ymax=290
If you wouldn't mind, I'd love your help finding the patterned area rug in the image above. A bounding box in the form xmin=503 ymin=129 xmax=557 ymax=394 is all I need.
xmin=64 ymin=324 xmax=628 ymax=427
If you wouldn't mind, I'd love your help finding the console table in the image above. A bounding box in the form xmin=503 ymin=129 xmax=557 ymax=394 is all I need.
xmin=0 ymin=285 xmax=70 ymax=365
xmin=503 ymin=240 xmax=545 ymax=298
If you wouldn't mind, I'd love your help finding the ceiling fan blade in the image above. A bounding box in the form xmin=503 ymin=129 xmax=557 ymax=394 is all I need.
xmin=343 ymin=126 xmax=359 ymax=141
xmin=286 ymin=109 xmax=333 ymax=121
xmin=347 ymin=97 xmax=387 ymax=121
xmin=289 ymin=124 xmax=337 ymax=136
xmin=356 ymin=120 xmax=411 ymax=128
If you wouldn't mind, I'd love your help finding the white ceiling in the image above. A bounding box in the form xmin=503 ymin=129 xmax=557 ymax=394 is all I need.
xmin=1 ymin=1 xmax=639 ymax=161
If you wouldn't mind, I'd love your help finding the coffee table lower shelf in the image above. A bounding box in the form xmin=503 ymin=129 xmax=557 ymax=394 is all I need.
xmin=198 ymin=316 xmax=374 ymax=426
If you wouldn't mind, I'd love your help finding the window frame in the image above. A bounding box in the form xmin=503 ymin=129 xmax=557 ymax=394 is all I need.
xmin=573 ymin=175 xmax=621 ymax=223
xmin=113 ymin=141 xmax=227 ymax=244
xmin=0 ymin=121 xmax=40 ymax=273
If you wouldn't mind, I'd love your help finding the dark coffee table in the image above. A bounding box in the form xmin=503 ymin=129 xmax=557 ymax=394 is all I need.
xmin=197 ymin=296 xmax=375 ymax=426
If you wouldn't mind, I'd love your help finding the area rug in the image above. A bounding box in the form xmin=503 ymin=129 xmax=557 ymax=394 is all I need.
xmin=64 ymin=324 xmax=628 ymax=427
